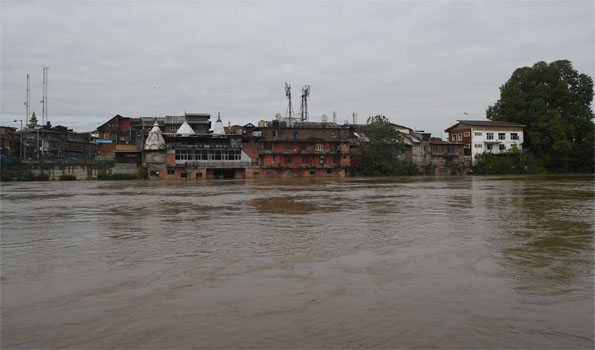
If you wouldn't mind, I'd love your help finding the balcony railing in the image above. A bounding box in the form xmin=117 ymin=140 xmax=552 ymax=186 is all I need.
xmin=176 ymin=161 xmax=256 ymax=168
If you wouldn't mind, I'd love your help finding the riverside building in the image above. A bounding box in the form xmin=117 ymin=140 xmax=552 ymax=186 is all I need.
xmin=444 ymin=120 xmax=525 ymax=164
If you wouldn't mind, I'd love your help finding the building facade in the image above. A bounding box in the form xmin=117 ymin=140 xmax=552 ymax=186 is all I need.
xmin=255 ymin=120 xmax=351 ymax=177
xmin=445 ymin=120 xmax=525 ymax=164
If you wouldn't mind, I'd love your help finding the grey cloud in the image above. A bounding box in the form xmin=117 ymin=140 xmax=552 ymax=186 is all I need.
xmin=1 ymin=0 xmax=593 ymax=135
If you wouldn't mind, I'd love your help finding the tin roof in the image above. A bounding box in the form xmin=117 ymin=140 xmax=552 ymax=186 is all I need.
xmin=445 ymin=120 xmax=525 ymax=132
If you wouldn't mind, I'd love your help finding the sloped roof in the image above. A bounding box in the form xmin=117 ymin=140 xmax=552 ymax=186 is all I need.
xmin=176 ymin=120 xmax=195 ymax=135
xmin=445 ymin=120 xmax=525 ymax=132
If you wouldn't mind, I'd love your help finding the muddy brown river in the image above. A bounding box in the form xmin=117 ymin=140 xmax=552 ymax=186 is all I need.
xmin=1 ymin=175 xmax=593 ymax=349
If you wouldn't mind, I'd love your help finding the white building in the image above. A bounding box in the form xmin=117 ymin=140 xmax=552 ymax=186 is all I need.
xmin=444 ymin=120 xmax=525 ymax=164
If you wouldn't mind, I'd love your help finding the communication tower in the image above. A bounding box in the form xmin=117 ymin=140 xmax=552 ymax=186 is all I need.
xmin=284 ymin=82 xmax=293 ymax=120
xmin=40 ymin=67 xmax=49 ymax=125
xmin=24 ymin=73 xmax=30 ymax=126
xmin=300 ymin=85 xmax=310 ymax=121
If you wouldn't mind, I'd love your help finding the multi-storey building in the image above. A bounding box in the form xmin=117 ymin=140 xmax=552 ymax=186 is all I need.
xmin=254 ymin=120 xmax=351 ymax=177
xmin=0 ymin=127 xmax=19 ymax=158
xmin=142 ymin=118 xmax=352 ymax=179
xmin=445 ymin=120 xmax=525 ymax=164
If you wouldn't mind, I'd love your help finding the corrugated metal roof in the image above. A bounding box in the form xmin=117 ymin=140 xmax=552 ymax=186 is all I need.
xmin=445 ymin=120 xmax=525 ymax=132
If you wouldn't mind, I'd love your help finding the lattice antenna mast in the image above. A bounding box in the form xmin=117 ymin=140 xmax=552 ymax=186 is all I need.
xmin=300 ymin=85 xmax=310 ymax=122
xmin=24 ymin=73 xmax=30 ymax=125
xmin=352 ymin=112 xmax=358 ymax=124
xmin=284 ymin=82 xmax=293 ymax=120
xmin=40 ymin=67 xmax=49 ymax=124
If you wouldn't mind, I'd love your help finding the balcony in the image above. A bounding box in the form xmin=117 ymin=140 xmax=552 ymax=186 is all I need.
xmin=176 ymin=161 xmax=256 ymax=168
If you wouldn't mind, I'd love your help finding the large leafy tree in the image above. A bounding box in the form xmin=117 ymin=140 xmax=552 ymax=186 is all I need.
xmin=487 ymin=60 xmax=594 ymax=172
xmin=359 ymin=115 xmax=416 ymax=175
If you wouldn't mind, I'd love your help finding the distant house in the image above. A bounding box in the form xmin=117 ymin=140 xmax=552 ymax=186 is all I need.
xmin=445 ymin=120 xmax=525 ymax=164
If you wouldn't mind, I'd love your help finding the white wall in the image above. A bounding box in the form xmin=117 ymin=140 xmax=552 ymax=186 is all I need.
xmin=470 ymin=128 xmax=523 ymax=164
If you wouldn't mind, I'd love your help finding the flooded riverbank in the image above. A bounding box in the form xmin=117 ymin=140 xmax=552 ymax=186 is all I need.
xmin=1 ymin=175 xmax=593 ymax=348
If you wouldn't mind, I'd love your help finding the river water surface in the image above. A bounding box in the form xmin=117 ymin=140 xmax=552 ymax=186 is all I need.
xmin=1 ymin=175 xmax=593 ymax=349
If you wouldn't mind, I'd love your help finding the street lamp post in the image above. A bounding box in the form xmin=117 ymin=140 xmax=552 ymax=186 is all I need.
xmin=13 ymin=119 xmax=24 ymax=159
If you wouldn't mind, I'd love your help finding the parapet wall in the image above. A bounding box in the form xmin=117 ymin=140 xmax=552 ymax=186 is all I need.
xmin=0 ymin=160 xmax=138 ymax=181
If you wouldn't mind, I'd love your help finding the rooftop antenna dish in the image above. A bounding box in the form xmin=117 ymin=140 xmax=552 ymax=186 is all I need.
xmin=284 ymin=82 xmax=293 ymax=121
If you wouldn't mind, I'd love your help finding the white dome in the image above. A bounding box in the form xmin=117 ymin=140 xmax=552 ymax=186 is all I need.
xmin=144 ymin=121 xmax=166 ymax=150
xmin=213 ymin=119 xmax=225 ymax=135
xmin=176 ymin=120 xmax=195 ymax=135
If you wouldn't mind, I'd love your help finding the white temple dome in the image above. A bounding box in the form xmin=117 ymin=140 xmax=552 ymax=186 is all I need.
xmin=176 ymin=120 xmax=195 ymax=135
xmin=144 ymin=120 xmax=166 ymax=150
xmin=213 ymin=113 xmax=225 ymax=135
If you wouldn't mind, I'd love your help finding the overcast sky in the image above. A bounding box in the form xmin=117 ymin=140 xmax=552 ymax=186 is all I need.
xmin=1 ymin=0 xmax=593 ymax=136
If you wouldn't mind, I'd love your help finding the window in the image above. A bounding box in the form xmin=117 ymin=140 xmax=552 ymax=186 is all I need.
xmin=464 ymin=144 xmax=471 ymax=149
xmin=499 ymin=144 xmax=506 ymax=151
xmin=474 ymin=132 xmax=483 ymax=136
xmin=264 ymin=142 xmax=272 ymax=151
xmin=452 ymin=134 xmax=457 ymax=141
xmin=167 ymin=169 xmax=175 ymax=175
xmin=464 ymin=132 xmax=470 ymax=137
xmin=327 ymin=169 xmax=332 ymax=174
xmin=272 ymin=130 xmax=278 ymax=137
xmin=474 ymin=144 xmax=482 ymax=148
xmin=498 ymin=133 xmax=506 ymax=140
xmin=196 ymin=172 xmax=202 ymax=178
xmin=486 ymin=144 xmax=493 ymax=151
xmin=458 ymin=133 xmax=462 ymax=140
xmin=314 ymin=144 xmax=324 ymax=152
xmin=511 ymin=133 xmax=519 ymax=140
xmin=181 ymin=172 xmax=187 ymax=178
xmin=486 ymin=132 xmax=494 ymax=140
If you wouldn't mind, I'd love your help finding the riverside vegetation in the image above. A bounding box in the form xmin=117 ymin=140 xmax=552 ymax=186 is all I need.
xmin=484 ymin=59 xmax=594 ymax=174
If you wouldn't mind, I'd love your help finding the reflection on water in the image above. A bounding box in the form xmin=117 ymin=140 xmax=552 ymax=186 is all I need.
xmin=1 ymin=175 xmax=593 ymax=349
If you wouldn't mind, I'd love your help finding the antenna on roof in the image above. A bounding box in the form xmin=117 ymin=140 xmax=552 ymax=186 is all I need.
xmin=300 ymin=85 xmax=310 ymax=121
xmin=24 ymin=73 xmax=30 ymax=126
xmin=284 ymin=82 xmax=293 ymax=120
xmin=40 ymin=67 xmax=49 ymax=125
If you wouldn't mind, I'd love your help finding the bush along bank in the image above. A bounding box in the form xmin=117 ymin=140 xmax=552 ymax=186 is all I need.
xmin=472 ymin=151 xmax=546 ymax=175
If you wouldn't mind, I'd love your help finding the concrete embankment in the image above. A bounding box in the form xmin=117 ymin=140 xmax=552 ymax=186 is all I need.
xmin=0 ymin=160 xmax=139 ymax=181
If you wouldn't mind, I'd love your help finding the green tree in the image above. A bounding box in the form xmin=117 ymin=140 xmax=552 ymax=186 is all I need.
xmin=359 ymin=115 xmax=417 ymax=176
xmin=486 ymin=60 xmax=594 ymax=172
